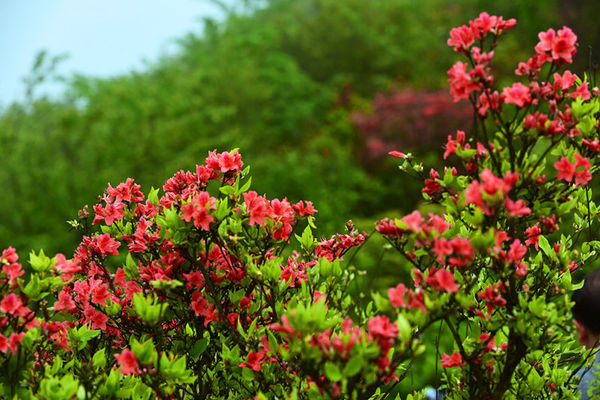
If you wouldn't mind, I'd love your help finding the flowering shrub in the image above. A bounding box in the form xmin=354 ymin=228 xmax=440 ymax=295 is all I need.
xmin=376 ymin=12 xmax=599 ymax=399
xmin=0 ymin=148 xmax=428 ymax=399
xmin=351 ymin=88 xmax=472 ymax=163
xmin=1 ymin=12 xmax=599 ymax=400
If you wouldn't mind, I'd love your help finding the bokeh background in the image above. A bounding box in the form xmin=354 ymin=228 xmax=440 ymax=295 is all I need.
xmin=1 ymin=0 xmax=599 ymax=394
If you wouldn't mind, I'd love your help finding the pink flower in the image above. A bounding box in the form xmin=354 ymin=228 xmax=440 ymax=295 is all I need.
xmin=401 ymin=210 xmax=424 ymax=232
xmin=388 ymin=150 xmax=407 ymax=158
xmin=54 ymin=253 xmax=81 ymax=282
xmin=432 ymin=268 xmax=459 ymax=293
xmin=388 ymin=283 xmax=407 ymax=307
xmin=7 ymin=332 xmax=24 ymax=355
xmin=2 ymin=262 xmax=24 ymax=285
xmin=554 ymin=156 xmax=576 ymax=182
xmin=180 ymin=192 xmax=217 ymax=230
xmin=115 ymin=349 xmax=139 ymax=375
xmin=239 ymin=351 xmax=266 ymax=371
xmin=447 ymin=25 xmax=475 ymax=51
xmin=536 ymin=27 xmax=577 ymax=64
xmin=292 ymin=200 xmax=317 ymax=216
xmin=525 ymin=223 xmax=541 ymax=250
xmin=554 ymin=154 xmax=591 ymax=186
xmin=448 ymin=62 xmax=481 ymax=102
xmin=502 ymin=83 xmax=531 ymax=107
xmin=505 ymin=198 xmax=531 ymax=217
xmin=94 ymin=234 xmax=121 ymax=256
xmin=54 ymin=289 xmax=77 ymax=312
xmin=506 ymin=239 xmax=527 ymax=263
xmin=441 ymin=351 xmax=464 ymax=368
xmin=0 ymin=294 xmax=23 ymax=315
xmin=243 ymin=191 xmax=273 ymax=226
xmin=574 ymin=153 xmax=592 ymax=186
xmin=1 ymin=247 xmax=18 ymax=263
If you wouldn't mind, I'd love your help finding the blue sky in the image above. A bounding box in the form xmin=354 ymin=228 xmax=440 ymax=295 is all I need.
xmin=0 ymin=0 xmax=224 ymax=105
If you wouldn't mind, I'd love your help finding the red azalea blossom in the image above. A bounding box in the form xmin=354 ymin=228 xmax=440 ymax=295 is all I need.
xmin=1 ymin=247 xmax=18 ymax=263
xmin=535 ymin=26 xmax=578 ymax=64
xmin=400 ymin=210 xmax=424 ymax=232
xmin=7 ymin=332 xmax=25 ymax=355
xmin=2 ymin=262 xmax=24 ymax=285
xmin=388 ymin=150 xmax=407 ymax=158
xmin=292 ymin=200 xmax=317 ymax=216
xmin=432 ymin=268 xmax=459 ymax=293
xmin=388 ymin=283 xmax=407 ymax=307
xmin=554 ymin=153 xmax=591 ymax=186
xmin=505 ymin=198 xmax=531 ymax=217
xmin=502 ymin=82 xmax=531 ymax=108
xmin=115 ymin=349 xmax=139 ymax=375
xmin=525 ymin=223 xmax=541 ymax=250
xmin=239 ymin=350 xmax=266 ymax=371
xmin=54 ymin=289 xmax=77 ymax=313
xmin=441 ymin=351 xmax=464 ymax=368
xmin=0 ymin=293 xmax=23 ymax=315
xmin=180 ymin=192 xmax=217 ymax=230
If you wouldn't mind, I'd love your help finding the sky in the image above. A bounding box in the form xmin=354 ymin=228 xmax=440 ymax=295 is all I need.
xmin=0 ymin=0 xmax=225 ymax=105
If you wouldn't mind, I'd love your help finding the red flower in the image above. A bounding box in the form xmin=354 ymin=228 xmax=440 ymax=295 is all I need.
xmin=54 ymin=253 xmax=81 ymax=282
xmin=54 ymin=289 xmax=77 ymax=313
xmin=502 ymin=82 xmax=531 ymax=108
xmin=1 ymin=247 xmax=18 ymax=263
xmin=368 ymin=315 xmax=399 ymax=350
xmin=423 ymin=169 xmax=442 ymax=195
xmin=407 ymin=290 xmax=427 ymax=313
xmin=554 ymin=156 xmax=576 ymax=182
xmin=554 ymin=153 xmax=591 ymax=186
xmin=7 ymin=332 xmax=24 ymax=355
xmin=388 ymin=150 xmax=407 ymax=158
xmin=115 ymin=349 xmax=139 ymax=375
xmin=0 ymin=294 xmax=23 ymax=315
xmin=448 ymin=62 xmax=482 ymax=102
xmin=243 ymin=191 xmax=273 ymax=226
xmin=93 ymin=200 xmax=125 ymax=226
xmin=292 ymin=200 xmax=317 ymax=216
xmin=574 ymin=153 xmax=592 ymax=186
xmin=180 ymin=192 xmax=217 ymax=230
xmin=388 ymin=283 xmax=407 ymax=307
xmin=94 ymin=233 xmax=121 ymax=256
xmin=239 ymin=350 xmax=266 ymax=371
xmin=441 ymin=351 xmax=464 ymax=368
xmin=0 ymin=334 xmax=7 ymax=353
xmin=525 ymin=223 xmax=541 ymax=250
xmin=506 ymin=239 xmax=527 ymax=262
xmin=2 ymin=262 xmax=24 ymax=285
xmin=505 ymin=198 xmax=531 ymax=217
xmin=583 ymin=139 xmax=600 ymax=152
xmin=447 ymin=25 xmax=474 ymax=52
xmin=183 ymin=271 xmax=205 ymax=290
xmin=400 ymin=210 xmax=424 ymax=233
xmin=432 ymin=268 xmax=459 ymax=293
xmin=536 ymin=27 xmax=577 ymax=64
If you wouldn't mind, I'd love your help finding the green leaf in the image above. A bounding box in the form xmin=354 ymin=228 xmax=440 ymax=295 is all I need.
xmin=219 ymin=185 xmax=236 ymax=196
xmin=29 ymin=249 xmax=53 ymax=272
xmin=342 ymin=356 xmax=363 ymax=377
xmin=538 ymin=236 xmax=555 ymax=260
xmin=324 ymin=362 xmax=342 ymax=382
xmin=190 ymin=338 xmax=209 ymax=361
xmin=267 ymin=329 xmax=279 ymax=353
xmin=93 ymin=348 xmax=107 ymax=369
